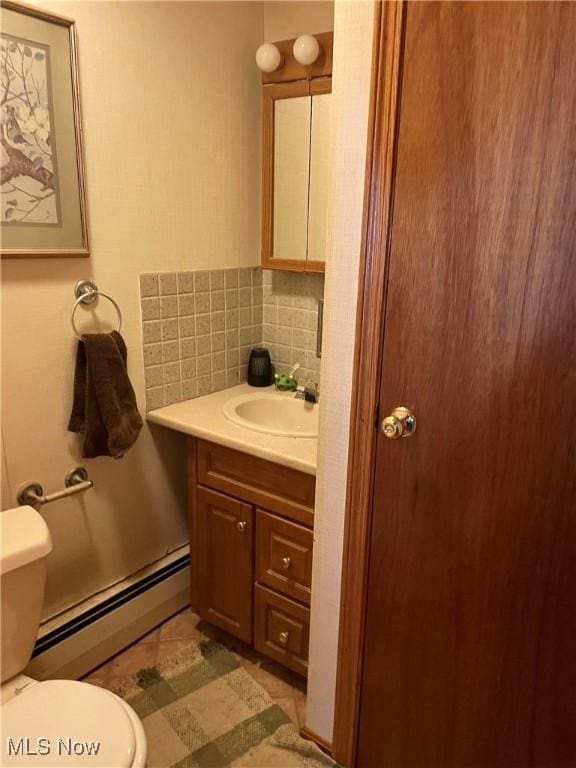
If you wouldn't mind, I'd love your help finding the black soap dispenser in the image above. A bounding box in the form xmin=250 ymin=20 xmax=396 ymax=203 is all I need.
xmin=247 ymin=347 xmax=273 ymax=387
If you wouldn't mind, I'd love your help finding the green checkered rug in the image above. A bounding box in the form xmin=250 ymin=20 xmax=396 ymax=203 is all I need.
xmin=108 ymin=639 xmax=337 ymax=767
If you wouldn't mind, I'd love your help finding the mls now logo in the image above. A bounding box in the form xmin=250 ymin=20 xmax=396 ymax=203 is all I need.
xmin=7 ymin=737 xmax=101 ymax=757
xmin=7 ymin=739 xmax=50 ymax=757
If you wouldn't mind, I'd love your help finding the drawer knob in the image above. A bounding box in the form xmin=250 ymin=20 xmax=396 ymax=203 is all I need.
xmin=281 ymin=556 xmax=291 ymax=570
xmin=279 ymin=631 xmax=289 ymax=645
xmin=237 ymin=521 xmax=247 ymax=532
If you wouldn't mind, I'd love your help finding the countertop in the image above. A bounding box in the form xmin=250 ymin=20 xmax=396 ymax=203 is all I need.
xmin=147 ymin=384 xmax=318 ymax=476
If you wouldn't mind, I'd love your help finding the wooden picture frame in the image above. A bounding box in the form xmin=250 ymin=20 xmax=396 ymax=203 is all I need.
xmin=1 ymin=0 xmax=89 ymax=258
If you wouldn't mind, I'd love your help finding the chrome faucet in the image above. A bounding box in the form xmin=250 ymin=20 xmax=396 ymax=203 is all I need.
xmin=295 ymin=383 xmax=318 ymax=404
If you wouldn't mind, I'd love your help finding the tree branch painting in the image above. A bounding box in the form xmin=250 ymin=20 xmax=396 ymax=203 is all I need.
xmin=1 ymin=34 xmax=61 ymax=225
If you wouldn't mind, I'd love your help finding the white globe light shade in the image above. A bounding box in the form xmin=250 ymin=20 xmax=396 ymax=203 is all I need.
xmin=256 ymin=43 xmax=282 ymax=73
xmin=293 ymin=35 xmax=320 ymax=66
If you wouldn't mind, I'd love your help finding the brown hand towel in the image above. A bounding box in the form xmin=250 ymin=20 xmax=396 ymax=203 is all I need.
xmin=68 ymin=331 xmax=143 ymax=459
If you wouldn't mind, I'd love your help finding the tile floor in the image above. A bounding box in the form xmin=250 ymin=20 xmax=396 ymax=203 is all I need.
xmin=82 ymin=608 xmax=307 ymax=730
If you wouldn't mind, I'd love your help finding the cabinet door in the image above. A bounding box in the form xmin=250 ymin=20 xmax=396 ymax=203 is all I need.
xmin=306 ymin=79 xmax=332 ymax=271
xmin=272 ymin=93 xmax=311 ymax=264
xmin=262 ymin=80 xmax=311 ymax=271
xmin=197 ymin=487 xmax=253 ymax=642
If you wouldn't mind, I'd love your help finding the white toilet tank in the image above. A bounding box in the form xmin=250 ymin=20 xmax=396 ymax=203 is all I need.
xmin=1 ymin=506 xmax=52 ymax=682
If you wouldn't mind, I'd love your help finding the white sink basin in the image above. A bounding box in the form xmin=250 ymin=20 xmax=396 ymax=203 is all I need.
xmin=222 ymin=392 xmax=318 ymax=438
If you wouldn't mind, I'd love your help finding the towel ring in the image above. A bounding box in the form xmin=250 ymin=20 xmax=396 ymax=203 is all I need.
xmin=71 ymin=279 xmax=122 ymax=339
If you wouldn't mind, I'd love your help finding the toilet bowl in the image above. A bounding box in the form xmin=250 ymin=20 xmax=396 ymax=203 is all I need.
xmin=1 ymin=679 xmax=147 ymax=767
xmin=0 ymin=507 xmax=147 ymax=767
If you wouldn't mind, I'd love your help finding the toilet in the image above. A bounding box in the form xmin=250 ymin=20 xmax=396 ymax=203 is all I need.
xmin=0 ymin=506 xmax=147 ymax=767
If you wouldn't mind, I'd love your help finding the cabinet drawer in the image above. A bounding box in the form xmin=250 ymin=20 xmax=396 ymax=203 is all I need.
xmin=254 ymin=584 xmax=310 ymax=676
xmin=196 ymin=439 xmax=315 ymax=526
xmin=256 ymin=510 xmax=313 ymax=605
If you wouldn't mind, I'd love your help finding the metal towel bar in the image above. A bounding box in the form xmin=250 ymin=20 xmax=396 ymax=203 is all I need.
xmin=71 ymin=279 xmax=122 ymax=339
xmin=316 ymin=299 xmax=323 ymax=359
xmin=17 ymin=467 xmax=94 ymax=507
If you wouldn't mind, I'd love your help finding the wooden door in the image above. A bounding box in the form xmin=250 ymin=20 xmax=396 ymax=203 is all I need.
xmin=197 ymin=487 xmax=253 ymax=643
xmin=356 ymin=3 xmax=576 ymax=767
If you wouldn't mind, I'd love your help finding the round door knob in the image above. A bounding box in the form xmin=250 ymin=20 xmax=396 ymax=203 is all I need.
xmin=237 ymin=521 xmax=247 ymax=532
xmin=281 ymin=556 xmax=291 ymax=570
xmin=382 ymin=416 xmax=403 ymax=439
xmin=279 ymin=631 xmax=289 ymax=645
xmin=381 ymin=407 xmax=416 ymax=440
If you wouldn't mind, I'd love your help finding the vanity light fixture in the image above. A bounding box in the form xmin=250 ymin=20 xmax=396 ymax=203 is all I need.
xmin=255 ymin=43 xmax=283 ymax=73
xmin=293 ymin=34 xmax=320 ymax=66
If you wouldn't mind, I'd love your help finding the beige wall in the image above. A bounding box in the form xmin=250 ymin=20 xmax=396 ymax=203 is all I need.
xmin=1 ymin=1 xmax=263 ymax=620
xmin=307 ymin=0 xmax=376 ymax=743
xmin=263 ymin=1 xmax=333 ymax=40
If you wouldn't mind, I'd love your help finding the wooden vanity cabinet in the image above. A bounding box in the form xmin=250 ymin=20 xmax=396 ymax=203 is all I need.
xmin=189 ymin=438 xmax=315 ymax=676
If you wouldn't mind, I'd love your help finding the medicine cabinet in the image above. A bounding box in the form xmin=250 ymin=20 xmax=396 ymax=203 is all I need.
xmin=261 ymin=77 xmax=331 ymax=273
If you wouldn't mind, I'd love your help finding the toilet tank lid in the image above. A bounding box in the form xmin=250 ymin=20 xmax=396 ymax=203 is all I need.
xmin=1 ymin=506 xmax=52 ymax=575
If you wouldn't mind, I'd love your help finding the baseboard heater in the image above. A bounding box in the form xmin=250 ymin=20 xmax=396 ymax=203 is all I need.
xmin=27 ymin=551 xmax=190 ymax=680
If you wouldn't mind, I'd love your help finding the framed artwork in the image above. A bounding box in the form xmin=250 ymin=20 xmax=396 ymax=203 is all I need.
xmin=1 ymin=1 xmax=89 ymax=257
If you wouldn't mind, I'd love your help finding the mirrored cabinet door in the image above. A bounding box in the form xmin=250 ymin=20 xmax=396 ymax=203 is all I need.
xmin=273 ymin=96 xmax=311 ymax=263
xmin=307 ymin=82 xmax=332 ymax=268
xmin=262 ymin=78 xmax=331 ymax=273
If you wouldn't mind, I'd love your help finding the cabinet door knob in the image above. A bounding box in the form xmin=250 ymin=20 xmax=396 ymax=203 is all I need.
xmin=279 ymin=631 xmax=289 ymax=645
xmin=237 ymin=521 xmax=247 ymax=532
xmin=281 ymin=556 xmax=291 ymax=570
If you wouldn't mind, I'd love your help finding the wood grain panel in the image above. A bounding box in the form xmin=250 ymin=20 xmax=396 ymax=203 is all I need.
xmin=254 ymin=584 xmax=310 ymax=676
xmin=197 ymin=486 xmax=253 ymax=643
xmin=357 ymin=3 xmax=576 ymax=766
xmin=261 ymin=32 xmax=333 ymax=85
xmin=256 ymin=509 xmax=313 ymax=605
xmin=333 ymin=1 xmax=405 ymax=762
xmin=197 ymin=440 xmax=315 ymax=526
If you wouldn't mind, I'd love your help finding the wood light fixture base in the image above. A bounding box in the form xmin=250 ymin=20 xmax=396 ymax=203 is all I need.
xmin=261 ymin=32 xmax=333 ymax=85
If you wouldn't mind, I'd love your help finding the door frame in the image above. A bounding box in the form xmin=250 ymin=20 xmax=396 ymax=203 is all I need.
xmin=332 ymin=3 xmax=406 ymax=765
